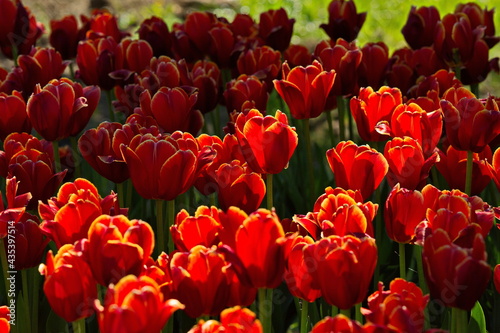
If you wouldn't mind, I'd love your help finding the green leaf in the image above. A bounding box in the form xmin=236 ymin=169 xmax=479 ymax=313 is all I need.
xmin=468 ymin=301 xmax=486 ymax=333
xmin=45 ymin=309 xmax=69 ymax=333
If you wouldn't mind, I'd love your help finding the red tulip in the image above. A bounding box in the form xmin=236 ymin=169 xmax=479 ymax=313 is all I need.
xmin=0 ymin=176 xmax=32 ymax=239
xmin=121 ymin=131 xmax=214 ymax=201
xmin=274 ymin=60 xmax=336 ymax=119
xmin=224 ymin=74 xmax=268 ymax=114
xmin=304 ymin=235 xmax=377 ymax=309
xmin=49 ymin=15 xmax=81 ymax=59
xmin=87 ymin=214 xmax=155 ymax=286
xmin=0 ymin=91 xmax=30 ymax=141
xmin=385 ymin=48 xmax=417 ymax=95
xmin=401 ymin=6 xmax=441 ymax=49
xmin=422 ymin=228 xmax=490 ymax=310
xmin=283 ymin=44 xmax=312 ymax=68
xmin=494 ymin=265 xmax=500 ymax=294
xmin=320 ymin=0 xmax=367 ymax=42
xmin=112 ymin=38 xmax=154 ymax=80
xmin=137 ymin=16 xmax=173 ymax=58
xmin=27 ymin=78 xmax=101 ymax=141
xmin=310 ymin=315 xmax=364 ymax=333
xmin=138 ymin=56 xmax=181 ymax=93
xmin=349 ymin=86 xmax=403 ymax=142
xmin=170 ymin=206 xmax=221 ymax=252
xmin=455 ymin=3 xmax=499 ymax=49
xmin=39 ymin=240 xmax=97 ymax=322
xmin=187 ymin=306 xmax=263 ymax=333
xmin=362 ymin=278 xmax=429 ymax=332
xmin=436 ymin=145 xmax=492 ymax=195
xmin=326 ymin=141 xmax=388 ymax=200
xmin=408 ymin=69 xmax=462 ymax=100
xmin=183 ymin=11 xmax=219 ymax=56
xmin=385 ymin=184 xmax=426 ymax=244
xmin=489 ymin=147 xmax=500 ymax=193
xmin=358 ymin=42 xmax=390 ymax=90
xmin=258 ymin=8 xmax=295 ymax=52
xmin=86 ymin=9 xmax=128 ymax=42
xmin=95 ymin=275 xmax=183 ymax=333
xmin=0 ymin=306 xmax=10 ymax=332
xmin=237 ymin=46 xmax=281 ymax=89
xmin=235 ymin=109 xmax=298 ymax=174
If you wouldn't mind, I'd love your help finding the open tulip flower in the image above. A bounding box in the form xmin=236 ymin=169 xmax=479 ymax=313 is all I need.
xmin=274 ymin=60 xmax=336 ymax=119
xmin=95 ymin=275 xmax=183 ymax=333
xmin=187 ymin=306 xmax=263 ymax=333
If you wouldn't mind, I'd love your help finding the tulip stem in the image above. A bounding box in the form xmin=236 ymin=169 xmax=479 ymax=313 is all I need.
xmin=340 ymin=307 xmax=351 ymax=318
xmin=300 ymin=300 xmax=309 ymax=333
xmin=106 ymin=89 xmax=115 ymax=122
xmin=72 ymin=318 xmax=86 ymax=333
xmin=337 ymin=96 xmax=346 ymax=142
xmin=355 ymin=303 xmax=362 ymax=324
xmin=325 ymin=110 xmax=336 ymax=147
xmin=167 ymin=199 xmax=176 ymax=254
xmin=156 ymin=199 xmax=165 ymax=254
xmin=373 ymin=185 xmax=382 ymax=290
xmin=331 ymin=305 xmax=338 ymax=317
xmin=117 ymin=182 xmax=125 ymax=211
xmin=21 ymin=268 xmax=32 ymax=333
xmin=70 ymin=136 xmax=82 ymax=179
xmin=470 ymin=83 xmax=479 ymax=97
xmin=451 ymin=307 xmax=467 ymax=333
xmin=303 ymin=118 xmax=315 ymax=206
xmin=465 ymin=150 xmax=473 ymax=196
xmin=399 ymin=242 xmax=406 ymax=280
xmin=266 ymin=174 xmax=273 ymax=210
xmin=52 ymin=141 xmax=61 ymax=174
xmin=126 ymin=179 xmax=133 ymax=209
xmin=259 ymin=288 xmax=273 ymax=333
xmin=0 ymin=239 xmax=12 ymax=308
xmin=31 ymin=267 xmax=40 ymax=333
xmin=415 ymin=245 xmax=430 ymax=329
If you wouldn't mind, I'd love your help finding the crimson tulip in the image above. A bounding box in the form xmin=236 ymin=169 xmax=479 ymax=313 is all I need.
xmin=224 ymin=74 xmax=268 ymax=114
xmin=358 ymin=42 xmax=390 ymax=90
xmin=489 ymin=147 xmax=500 ymax=192
xmin=310 ymin=315 xmax=364 ymax=333
xmin=137 ymin=16 xmax=173 ymax=57
xmin=112 ymin=38 xmax=154 ymax=80
xmin=274 ymin=60 xmax=336 ymax=119
xmin=86 ymin=9 xmax=128 ymax=42
xmin=95 ymin=275 xmax=183 ymax=333
xmin=422 ymin=228 xmax=490 ymax=310
xmin=455 ymin=3 xmax=499 ymax=49
xmin=188 ymin=306 xmax=262 ymax=333
xmin=326 ymin=141 xmax=388 ymax=200
xmin=235 ymin=109 xmax=298 ymax=174
xmin=87 ymin=214 xmax=155 ymax=286
xmin=237 ymin=46 xmax=281 ymax=88
xmin=49 ymin=15 xmax=81 ymax=59
xmin=320 ymin=0 xmax=366 ymax=42
xmin=39 ymin=240 xmax=97 ymax=322
xmin=258 ymin=8 xmax=295 ymax=52
xmin=283 ymin=44 xmax=312 ymax=68
xmin=401 ymin=6 xmax=441 ymax=49
xmin=0 ymin=91 xmax=30 ymax=141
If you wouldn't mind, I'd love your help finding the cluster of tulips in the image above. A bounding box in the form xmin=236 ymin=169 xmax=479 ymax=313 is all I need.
xmin=0 ymin=0 xmax=500 ymax=332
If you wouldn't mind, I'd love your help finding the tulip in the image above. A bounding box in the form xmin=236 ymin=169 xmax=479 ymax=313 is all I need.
xmin=385 ymin=184 xmax=426 ymax=244
xmin=224 ymin=74 xmax=268 ymax=114
xmin=39 ymin=240 xmax=97 ymax=322
xmin=422 ymin=228 xmax=490 ymax=310
xmin=385 ymin=48 xmax=417 ymax=95
xmin=320 ymin=0 xmax=366 ymax=42
xmin=207 ymin=24 xmax=236 ymax=69
xmin=283 ymin=44 xmax=312 ymax=68
xmin=49 ymin=15 xmax=81 ymax=59
xmin=494 ymin=265 xmax=500 ymax=294
xmin=112 ymin=38 xmax=154 ymax=80
xmin=0 ymin=306 xmax=10 ymax=332
xmin=349 ymin=86 xmax=403 ymax=142
xmin=304 ymin=235 xmax=377 ymax=309
xmin=326 ymin=141 xmax=388 ymax=200
xmin=187 ymin=306 xmax=263 ymax=333
xmin=237 ymin=46 xmax=281 ymax=89
xmin=87 ymin=214 xmax=155 ymax=286
xmin=274 ymin=60 xmax=336 ymax=119
xmin=86 ymin=9 xmax=128 ymax=42
xmin=358 ymin=42 xmax=390 ymax=89
xmin=489 ymin=147 xmax=500 ymax=193
xmin=235 ymin=109 xmax=298 ymax=174
xmin=455 ymin=3 xmax=498 ymax=49
xmin=0 ymin=133 xmax=52 ymax=177
xmin=408 ymin=69 xmax=461 ymax=100
xmin=0 ymin=91 xmax=31 ymax=141
xmin=95 ymin=275 xmax=183 ymax=333
xmin=401 ymin=6 xmax=441 ymax=49
xmin=310 ymin=315 xmax=364 ymax=333
xmin=183 ymin=11 xmax=219 ymax=56
xmin=258 ymin=8 xmax=295 ymax=52
xmin=137 ymin=16 xmax=173 ymax=57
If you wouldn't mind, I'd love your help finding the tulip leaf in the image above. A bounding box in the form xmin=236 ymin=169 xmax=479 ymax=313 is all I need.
xmin=45 ymin=309 xmax=69 ymax=333
xmin=468 ymin=301 xmax=486 ymax=333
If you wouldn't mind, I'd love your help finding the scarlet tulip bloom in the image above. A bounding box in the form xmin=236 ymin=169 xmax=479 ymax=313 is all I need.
xmin=349 ymin=86 xmax=403 ymax=142
xmin=112 ymin=38 xmax=154 ymax=80
xmin=233 ymin=209 xmax=287 ymax=289
xmin=0 ymin=91 xmax=30 ymax=140
xmin=320 ymin=0 xmax=366 ymax=42
xmin=358 ymin=42 xmax=390 ymax=89
xmin=170 ymin=245 xmax=254 ymax=318
xmin=39 ymin=178 xmax=122 ymax=248
xmin=385 ymin=184 xmax=426 ymax=244
xmin=86 ymin=9 xmax=128 ymax=42
xmin=27 ymin=78 xmax=101 ymax=141
xmin=258 ymin=8 xmax=295 ymax=52
xmin=49 ymin=15 xmax=81 ymax=59
xmin=327 ymin=141 xmax=389 ymax=200
xmin=188 ymin=306 xmax=263 ymax=333
xmin=171 ymin=206 xmax=221 ymax=252
xmin=274 ymin=60 xmax=336 ymax=119
xmin=95 ymin=275 xmax=183 ymax=333
xmin=283 ymin=44 xmax=312 ymax=67
xmin=384 ymin=136 xmax=438 ymax=190
xmin=422 ymin=228 xmax=490 ymax=310
xmin=224 ymin=74 xmax=268 ymax=114
xmin=138 ymin=16 xmax=173 ymax=57
xmin=441 ymin=95 xmax=500 ymax=153
xmin=304 ymin=235 xmax=377 ymax=309
xmin=436 ymin=145 xmax=492 ymax=195
xmin=138 ymin=87 xmax=203 ymax=135
xmin=39 ymin=240 xmax=97 ymax=322
xmin=401 ymin=6 xmax=441 ymax=50
xmin=0 ymin=306 xmax=10 ymax=333
xmin=235 ymin=109 xmax=298 ymax=174
xmin=87 ymin=215 xmax=155 ymax=286
xmin=376 ymin=102 xmax=442 ymax=158
xmin=310 ymin=315 xmax=363 ymax=333
xmin=121 ymin=132 xmax=214 ymax=201
xmin=237 ymin=46 xmax=282 ymax=88
xmin=362 ymin=279 xmax=429 ymax=332
xmin=215 ymin=160 xmax=266 ymax=214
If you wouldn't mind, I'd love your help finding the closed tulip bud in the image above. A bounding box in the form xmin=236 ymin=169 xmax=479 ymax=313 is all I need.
xmin=258 ymin=8 xmax=295 ymax=52
xmin=49 ymin=15 xmax=80 ymax=59
xmin=358 ymin=42 xmax=390 ymax=90
xmin=320 ymin=0 xmax=366 ymax=42
xmin=137 ymin=16 xmax=173 ymax=57
xmin=401 ymin=6 xmax=441 ymax=49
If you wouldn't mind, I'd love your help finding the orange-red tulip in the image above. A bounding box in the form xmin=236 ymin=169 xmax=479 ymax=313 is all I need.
xmin=224 ymin=74 xmax=268 ymax=114
xmin=0 ymin=306 xmax=10 ymax=332
xmin=310 ymin=315 xmax=364 ymax=333
xmin=187 ymin=306 xmax=263 ymax=333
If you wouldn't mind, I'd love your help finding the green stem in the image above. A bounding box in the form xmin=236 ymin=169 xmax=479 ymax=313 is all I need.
xmin=167 ymin=199 xmax=176 ymax=254
xmin=21 ymin=269 xmax=32 ymax=333
xmin=259 ymin=288 xmax=273 ymax=333
xmin=126 ymin=178 xmax=133 ymax=209
xmin=399 ymin=242 xmax=406 ymax=280
xmin=331 ymin=305 xmax=338 ymax=317
xmin=355 ymin=303 xmax=362 ymax=324
xmin=337 ymin=96 xmax=346 ymax=142
xmin=303 ymin=118 xmax=315 ymax=206
xmin=347 ymin=100 xmax=354 ymax=141
xmin=52 ymin=141 xmax=61 ymax=174
xmin=465 ymin=150 xmax=473 ymax=196
xmin=117 ymin=182 xmax=125 ymax=211
xmin=106 ymin=89 xmax=115 ymax=122
xmin=325 ymin=110 xmax=336 ymax=147
xmin=72 ymin=318 xmax=86 ymax=333
xmin=31 ymin=267 xmax=40 ymax=333
xmin=156 ymin=200 xmax=165 ymax=254
xmin=70 ymin=136 xmax=81 ymax=180
xmin=451 ymin=307 xmax=467 ymax=333
xmin=415 ymin=245 xmax=430 ymax=330
xmin=373 ymin=185 xmax=382 ymax=290
xmin=340 ymin=307 xmax=351 ymax=318
xmin=470 ymin=83 xmax=479 ymax=97
xmin=266 ymin=174 xmax=273 ymax=210
xmin=300 ymin=300 xmax=309 ymax=333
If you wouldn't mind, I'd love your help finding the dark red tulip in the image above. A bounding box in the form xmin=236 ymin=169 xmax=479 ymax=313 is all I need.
xmin=0 ymin=91 xmax=30 ymax=141
xmin=401 ymin=6 xmax=441 ymax=49
xmin=455 ymin=3 xmax=499 ymax=49
xmin=358 ymin=42 xmax=390 ymax=90
xmin=49 ymin=15 xmax=80 ymax=59
xmin=207 ymin=24 xmax=236 ymax=68
xmin=237 ymin=46 xmax=281 ymax=88
xmin=385 ymin=48 xmax=417 ymax=95
xmin=112 ymin=38 xmax=154 ymax=81
xmin=258 ymin=8 xmax=295 ymax=52
xmin=184 ymin=11 xmax=219 ymax=56
xmin=283 ymin=44 xmax=312 ymax=68
xmin=137 ymin=16 xmax=173 ymax=57
xmin=85 ymin=9 xmax=128 ymax=42
xmin=224 ymin=74 xmax=268 ymax=114
xmin=320 ymin=0 xmax=367 ymax=42
xmin=274 ymin=60 xmax=336 ymax=119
